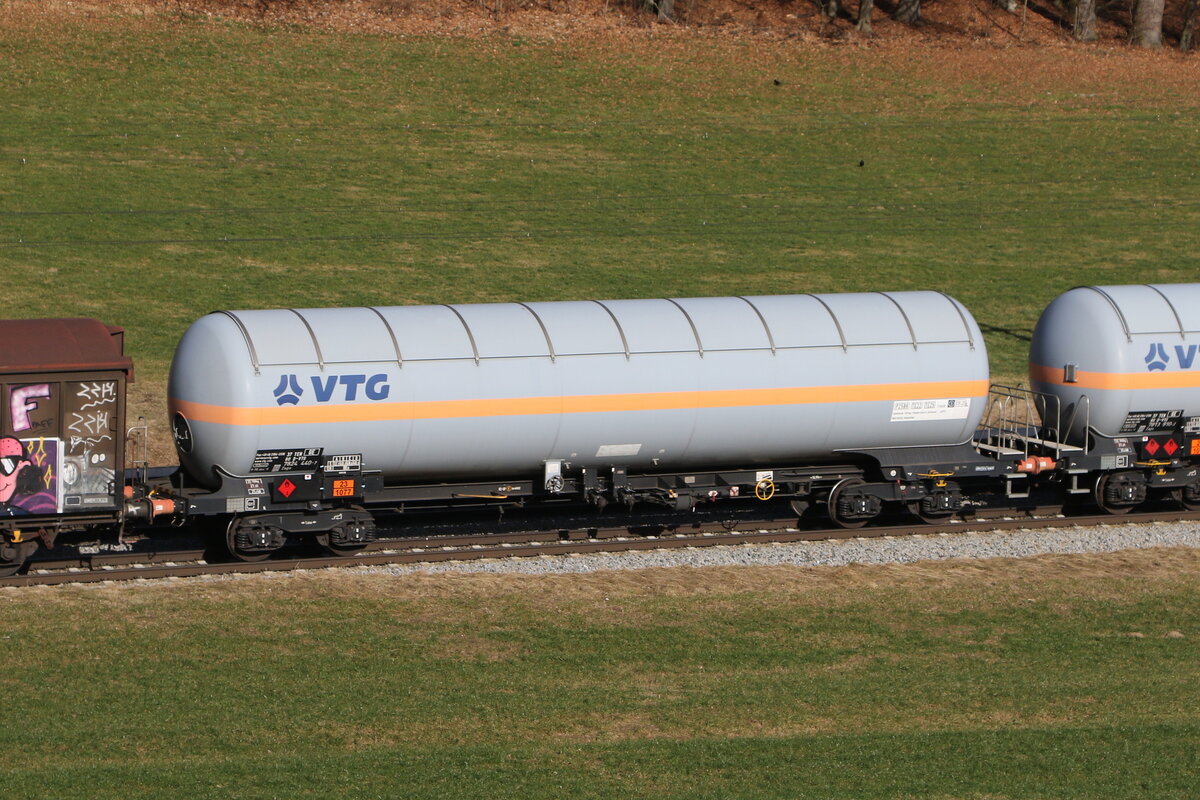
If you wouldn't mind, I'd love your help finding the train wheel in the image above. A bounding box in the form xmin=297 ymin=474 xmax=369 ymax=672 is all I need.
xmin=1093 ymin=474 xmax=1135 ymax=515
xmin=827 ymin=478 xmax=872 ymax=530
xmin=907 ymin=502 xmax=953 ymax=525
xmin=0 ymin=539 xmax=36 ymax=577
xmin=225 ymin=516 xmax=281 ymax=562
xmin=316 ymin=509 xmax=375 ymax=556
xmin=315 ymin=530 xmax=368 ymax=557
xmin=1172 ymin=487 xmax=1200 ymax=511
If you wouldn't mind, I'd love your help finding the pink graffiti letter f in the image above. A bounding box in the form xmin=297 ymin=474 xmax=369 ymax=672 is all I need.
xmin=11 ymin=384 xmax=51 ymax=432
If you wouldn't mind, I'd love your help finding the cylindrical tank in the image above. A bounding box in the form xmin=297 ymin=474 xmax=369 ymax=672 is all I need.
xmin=168 ymin=293 xmax=990 ymax=489
xmin=1030 ymin=284 xmax=1200 ymax=444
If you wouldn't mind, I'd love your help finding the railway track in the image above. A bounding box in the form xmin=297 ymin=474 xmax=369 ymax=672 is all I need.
xmin=6 ymin=506 xmax=1200 ymax=588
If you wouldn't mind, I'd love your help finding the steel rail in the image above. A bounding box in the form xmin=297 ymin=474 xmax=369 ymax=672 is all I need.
xmin=5 ymin=507 xmax=1200 ymax=588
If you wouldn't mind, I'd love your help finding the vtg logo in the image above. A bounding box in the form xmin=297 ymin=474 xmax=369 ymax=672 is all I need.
xmin=273 ymin=373 xmax=391 ymax=406
xmin=1144 ymin=343 xmax=1200 ymax=372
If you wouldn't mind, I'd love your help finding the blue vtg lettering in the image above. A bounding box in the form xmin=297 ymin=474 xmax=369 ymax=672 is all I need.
xmin=1144 ymin=343 xmax=1199 ymax=372
xmin=311 ymin=374 xmax=391 ymax=402
xmin=273 ymin=373 xmax=391 ymax=406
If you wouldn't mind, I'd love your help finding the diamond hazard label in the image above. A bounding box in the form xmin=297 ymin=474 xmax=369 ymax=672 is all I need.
xmin=277 ymin=478 xmax=297 ymax=499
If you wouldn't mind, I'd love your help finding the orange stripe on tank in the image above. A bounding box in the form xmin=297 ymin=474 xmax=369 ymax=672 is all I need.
xmin=170 ymin=380 xmax=989 ymax=427
xmin=1030 ymin=363 xmax=1200 ymax=391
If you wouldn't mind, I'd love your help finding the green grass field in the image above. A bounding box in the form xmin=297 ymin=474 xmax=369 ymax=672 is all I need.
xmin=3 ymin=9 xmax=1200 ymax=798
xmin=3 ymin=550 xmax=1199 ymax=798
xmin=3 ymin=16 xmax=1198 ymax=389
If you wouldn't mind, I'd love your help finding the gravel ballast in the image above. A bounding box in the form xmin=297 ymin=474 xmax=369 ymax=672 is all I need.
xmin=344 ymin=520 xmax=1200 ymax=578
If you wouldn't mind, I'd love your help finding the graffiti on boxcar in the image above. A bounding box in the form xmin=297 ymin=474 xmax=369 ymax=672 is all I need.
xmin=0 ymin=436 xmax=59 ymax=515
xmin=64 ymin=381 xmax=117 ymax=507
xmin=10 ymin=383 xmax=52 ymax=433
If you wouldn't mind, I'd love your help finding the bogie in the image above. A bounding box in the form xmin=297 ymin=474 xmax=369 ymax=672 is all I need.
xmin=0 ymin=537 xmax=38 ymax=577
xmin=1094 ymin=472 xmax=1148 ymax=515
xmin=224 ymin=516 xmax=285 ymax=562
xmin=827 ymin=478 xmax=880 ymax=529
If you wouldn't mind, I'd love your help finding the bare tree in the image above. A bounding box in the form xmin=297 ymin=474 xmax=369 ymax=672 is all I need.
xmin=1183 ymin=0 xmax=1198 ymax=50
xmin=1074 ymin=0 xmax=1098 ymax=40
xmin=642 ymin=0 xmax=675 ymax=21
xmin=1131 ymin=0 xmax=1164 ymax=46
xmin=894 ymin=0 xmax=921 ymax=23
xmin=857 ymin=0 xmax=875 ymax=32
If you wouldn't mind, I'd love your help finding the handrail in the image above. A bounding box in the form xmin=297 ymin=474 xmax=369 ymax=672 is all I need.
xmin=286 ymin=309 xmax=325 ymax=371
xmin=440 ymin=304 xmax=481 ymax=366
xmin=975 ymin=383 xmax=1090 ymax=459
xmin=214 ymin=311 xmax=262 ymax=376
xmin=1060 ymin=393 xmax=1091 ymax=455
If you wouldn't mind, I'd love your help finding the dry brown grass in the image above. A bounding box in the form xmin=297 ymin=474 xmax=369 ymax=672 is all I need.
xmin=10 ymin=544 xmax=1200 ymax=608
xmin=4 ymin=0 xmax=1199 ymax=56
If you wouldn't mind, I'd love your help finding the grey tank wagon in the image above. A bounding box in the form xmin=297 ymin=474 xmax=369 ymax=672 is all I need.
xmin=3 ymin=285 xmax=1200 ymax=570
xmin=167 ymin=291 xmax=1006 ymax=556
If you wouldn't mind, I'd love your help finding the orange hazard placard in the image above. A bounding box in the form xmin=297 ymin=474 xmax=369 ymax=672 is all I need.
xmin=332 ymin=479 xmax=356 ymax=497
